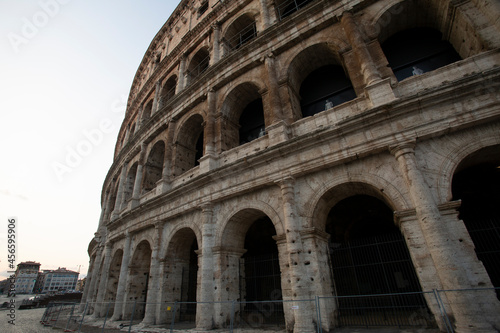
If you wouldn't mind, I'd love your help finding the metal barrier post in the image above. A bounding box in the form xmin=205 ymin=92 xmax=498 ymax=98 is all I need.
xmin=316 ymin=296 xmax=322 ymax=333
xmin=64 ymin=303 xmax=76 ymax=332
xmin=53 ymin=303 xmax=64 ymax=328
xmin=128 ymin=300 xmax=137 ymax=333
xmin=169 ymin=301 xmax=178 ymax=333
xmin=101 ymin=302 xmax=112 ymax=333
xmin=230 ymin=300 xmax=236 ymax=333
xmin=78 ymin=303 xmax=88 ymax=333
xmin=433 ymin=289 xmax=454 ymax=333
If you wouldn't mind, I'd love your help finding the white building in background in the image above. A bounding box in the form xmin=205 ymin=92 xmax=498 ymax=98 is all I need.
xmin=15 ymin=261 xmax=40 ymax=294
xmin=41 ymin=267 xmax=79 ymax=293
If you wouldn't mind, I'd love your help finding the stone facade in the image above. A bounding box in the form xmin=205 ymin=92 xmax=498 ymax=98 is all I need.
xmin=83 ymin=0 xmax=500 ymax=332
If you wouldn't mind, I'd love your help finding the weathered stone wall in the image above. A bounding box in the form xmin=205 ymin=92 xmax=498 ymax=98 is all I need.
xmin=86 ymin=0 xmax=500 ymax=332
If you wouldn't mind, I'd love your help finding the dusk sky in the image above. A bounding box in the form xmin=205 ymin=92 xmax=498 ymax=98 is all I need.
xmin=0 ymin=0 xmax=177 ymax=280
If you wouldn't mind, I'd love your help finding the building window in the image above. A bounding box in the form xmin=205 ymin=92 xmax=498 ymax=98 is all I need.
xmin=300 ymin=64 xmax=356 ymax=117
xmin=198 ymin=0 xmax=208 ymax=18
xmin=382 ymin=28 xmax=461 ymax=81
xmin=224 ymin=14 xmax=257 ymax=51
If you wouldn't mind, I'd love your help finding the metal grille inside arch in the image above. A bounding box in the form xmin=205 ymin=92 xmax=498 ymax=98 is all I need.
xmin=326 ymin=195 xmax=435 ymax=328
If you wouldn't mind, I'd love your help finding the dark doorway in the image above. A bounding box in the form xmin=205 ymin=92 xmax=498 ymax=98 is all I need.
xmin=239 ymin=98 xmax=265 ymax=145
xmin=179 ymin=239 xmax=199 ymax=321
xmin=452 ymin=149 xmax=500 ymax=300
xmin=240 ymin=217 xmax=284 ymax=327
xmin=326 ymin=195 xmax=432 ymax=327
xmin=300 ymin=64 xmax=356 ymax=117
xmin=382 ymin=28 xmax=461 ymax=81
xmin=194 ymin=132 xmax=204 ymax=166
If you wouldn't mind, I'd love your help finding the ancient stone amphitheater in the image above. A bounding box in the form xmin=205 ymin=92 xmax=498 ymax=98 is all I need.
xmin=82 ymin=0 xmax=500 ymax=332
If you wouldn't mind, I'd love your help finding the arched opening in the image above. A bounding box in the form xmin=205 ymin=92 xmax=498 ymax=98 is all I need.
xmin=142 ymin=100 xmax=154 ymax=123
xmin=187 ymin=48 xmax=210 ymax=84
xmin=239 ymin=98 xmax=265 ymax=145
xmin=218 ymin=209 xmax=285 ymax=328
xmin=300 ymin=64 xmax=356 ymax=117
xmin=104 ymin=249 xmax=123 ymax=317
xmin=106 ymin=182 xmax=119 ymax=221
xmin=381 ymin=28 xmax=461 ymax=81
xmin=326 ymin=195 xmax=433 ymax=327
xmin=220 ymin=82 xmax=264 ymax=151
xmin=162 ymin=228 xmax=198 ymax=326
xmin=159 ymin=75 xmax=177 ymax=109
xmin=129 ymin=123 xmax=136 ymax=140
xmin=123 ymin=163 xmax=138 ymax=204
xmin=125 ymin=241 xmax=152 ymax=320
xmin=241 ymin=217 xmax=284 ymax=326
xmin=288 ymin=44 xmax=356 ymax=119
xmin=173 ymin=114 xmax=204 ymax=176
xmin=224 ymin=14 xmax=257 ymax=51
xmin=142 ymin=141 xmax=165 ymax=193
xmin=452 ymin=145 xmax=500 ymax=299
xmin=275 ymin=0 xmax=316 ymax=20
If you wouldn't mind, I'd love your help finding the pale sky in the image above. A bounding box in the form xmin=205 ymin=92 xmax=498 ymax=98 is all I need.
xmin=0 ymin=0 xmax=177 ymax=280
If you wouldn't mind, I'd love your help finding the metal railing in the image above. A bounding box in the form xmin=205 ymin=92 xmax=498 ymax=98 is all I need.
xmin=225 ymin=22 xmax=257 ymax=51
xmin=40 ymin=288 xmax=499 ymax=332
xmin=277 ymin=0 xmax=317 ymax=20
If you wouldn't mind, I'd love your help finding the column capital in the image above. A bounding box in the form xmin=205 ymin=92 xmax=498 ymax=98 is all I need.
xmin=275 ymin=175 xmax=295 ymax=192
xmin=389 ymin=141 xmax=416 ymax=159
xmin=200 ymin=202 xmax=213 ymax=213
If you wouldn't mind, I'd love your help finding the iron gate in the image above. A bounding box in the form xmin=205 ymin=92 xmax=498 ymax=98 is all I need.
xmin=239 ymin=253 xmax=285 ymax=328
xmin=328 ymin=232 xmax=434 ymax=327
xmin=464 ymin=217 xmax=500 ymax=299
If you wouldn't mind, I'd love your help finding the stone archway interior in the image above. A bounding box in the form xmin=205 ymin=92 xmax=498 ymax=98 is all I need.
xmin=452 ymin=145 xmax=500 ymax=299
xmin=240 ymin=216 xmax=285 ymax=327
xmin=326 ymin=195 xmax=431 ymax=327
xmin=104 ymin=250 xmax=123 ymax=318
xmin=127 ymin=241 xmax=152 ymax=320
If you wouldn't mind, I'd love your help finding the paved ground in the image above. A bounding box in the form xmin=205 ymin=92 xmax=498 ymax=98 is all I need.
xmin=0 ymin=294 xmax=440 ymax=332
xmin=0 ymin=294 xmax=53 ymax=333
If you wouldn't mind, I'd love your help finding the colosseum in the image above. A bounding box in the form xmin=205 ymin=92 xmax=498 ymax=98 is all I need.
xmin=82 ymin=0 xmax=500 ymax=332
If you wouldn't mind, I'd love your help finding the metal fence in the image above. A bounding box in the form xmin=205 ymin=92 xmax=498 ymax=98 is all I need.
xmin=40 ymin=288 xmax=499 ymax=332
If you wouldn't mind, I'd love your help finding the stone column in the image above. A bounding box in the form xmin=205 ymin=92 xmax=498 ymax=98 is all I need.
xmin=341 ymin=12 xmax=381 ymax=86
xmin=199 ymin=89 xmax=218 ymax=172
xmin=159 ymin=120 xmax=177 ymax=192
xmin=111 ymin=164 xmax=128 ymax=220
xmin=258 ymin=0 xmax=271 ymax=29
xmin=93 ymin=242 xmax=113 ymax=317
xmin=97 ymin=194 xmax=108 ymax=228
xmin=205 ymin=90 xmax=216 ymax=156
xmin=142 ymin=223 xmax=163 ymax=325
xmin=80 ymin=256 xmax=96 ymax=311
xmin=211 ymin=24 xmax=221 ymax=65
xmin=196 ymin=204 xmax=215 ymax=329
xmin=264 ymin=53 xmax=285 ymax=125
xmin=152 ymin=80 xmax=162 ymax=114
xmin=300 ymin=228 xmax=336 ymax=331
xmin=177 ymin=55 xmax=187 ymax=92
xmin=85 ymin=241 xmax=105 ymax=314
xmin=213 ymin=247 xmax=246 ymax=328
xmin=111 ymin=232 xmax=132 ymax=321
xmin=131 ymin=144 xmax=147 ymax=209
xmin=99 ymin=192 xmax=114 ymax=227
xmin=390 ymin=142 xmax=497 ymax=332
xmin=276 ymin=177 xmax=315 ymax=332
